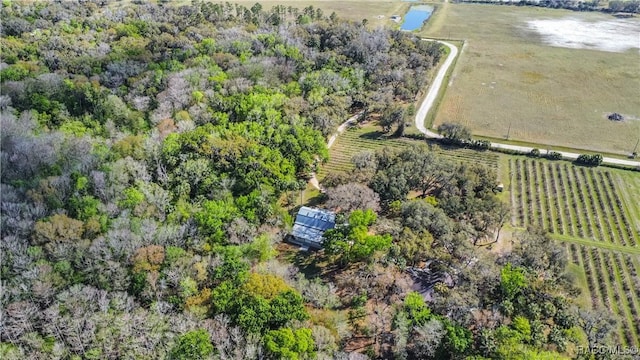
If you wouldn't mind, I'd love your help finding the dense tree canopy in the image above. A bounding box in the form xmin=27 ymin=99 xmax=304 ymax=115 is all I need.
xmin=0 ymin=0 xmax=443 ymax=357
xmin=324 ymin=209 xmax=393 ymax=266
xmin=0 ymin=1 xmax=604 ymax=358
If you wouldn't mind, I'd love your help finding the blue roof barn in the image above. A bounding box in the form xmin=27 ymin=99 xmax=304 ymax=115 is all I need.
xmin=289 ymin=206 xmax=336 ymax=250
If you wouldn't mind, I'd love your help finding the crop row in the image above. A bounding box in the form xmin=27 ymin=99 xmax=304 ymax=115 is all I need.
xmin=322 ymin=128 xmax=499 ymax=176
xmin=509 ymin=158 xmax=640 ymax=346
xmin=596 ymin=248 xmax=639 ymax=345
xmin=567 ymin=242 xmax=640 ymax=346
xmin=510 ymin=159 xmax=637 ymax=246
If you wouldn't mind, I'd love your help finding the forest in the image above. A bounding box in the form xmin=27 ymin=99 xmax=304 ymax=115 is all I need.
xmin=0 ymin=1 xmax=616 ymax=359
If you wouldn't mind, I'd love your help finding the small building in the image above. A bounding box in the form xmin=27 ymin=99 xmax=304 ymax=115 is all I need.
xmin=289 ymin=206 xmax=336 ymax=250
xmin=390 ymin=15 xmax=402 ymax=23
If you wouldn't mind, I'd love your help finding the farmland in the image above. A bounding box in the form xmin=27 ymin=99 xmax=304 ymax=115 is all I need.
xmin=422 ymin=3 xmax=640 ymax=155
xmin=318 ymin=122 xmax=499 ymax=179
xmin=507 ymin=158 xmax=640 ymax=346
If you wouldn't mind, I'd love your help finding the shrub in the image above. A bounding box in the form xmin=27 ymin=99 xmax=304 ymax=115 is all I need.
xmin=546 ymin=151 xmax=562 ymax=160
xmin=438 ymin=123 xmax=471 ymax=146
xmin=469 ymin=139 xmax=491 ymax=150
xmin=575 ymin=153 xmax=603 ymax=167
xmin=529 ymin=148 xmax=541 ymax=158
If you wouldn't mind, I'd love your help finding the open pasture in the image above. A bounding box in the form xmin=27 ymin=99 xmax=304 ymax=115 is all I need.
xmin=423 ymin=4 xmax=640 ymax=155
xmin=507 ymin=157 xmax=640 ymax=346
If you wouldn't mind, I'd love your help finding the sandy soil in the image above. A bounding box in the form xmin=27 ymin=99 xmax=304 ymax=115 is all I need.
xmin=526 ymin=17 xmax=640 ymax=53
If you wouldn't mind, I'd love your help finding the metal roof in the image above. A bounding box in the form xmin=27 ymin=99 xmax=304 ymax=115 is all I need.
xmin=291 ymin=207 xmax=336 ymax=245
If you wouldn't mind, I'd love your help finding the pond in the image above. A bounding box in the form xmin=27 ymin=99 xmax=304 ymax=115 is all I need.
xmin=400 ymin=5 xmax=434 ymax=31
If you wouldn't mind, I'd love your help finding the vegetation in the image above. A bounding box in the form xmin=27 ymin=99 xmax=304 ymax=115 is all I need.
xmin=0 ymin=1 xmax=444 ymax=358
xmin=508 ymin=157 xmax=640 ymax=346
xmin=437 ymin=122 xmax=492 ymax=150
xmin=318 ymin=122 xmax=499 ymax=179
xmin=530 ymin=148 xmax=541 ymax=158
xmin=324 ymin=209 xmax=392 ymax=266
xmin=313 ymin=146 xmax=589 ymax=358
xmin=426 ymin=3 xmax=640 ymax=154
xmin=575 ymin=153 xmax=603 ymax=167
xmin=0 ymin=0 xmax=632 ymax=359
xmin=438 ymin=122 xmax=471 ymax=144
xmin=170 ymin=330 xmax=215 ymax=360
xmin=546 ymin=151 xmax=563 ymax=160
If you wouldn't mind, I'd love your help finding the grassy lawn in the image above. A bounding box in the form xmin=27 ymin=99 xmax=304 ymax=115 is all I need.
xmin=566 ymin=262 xmax=593 ymax=310
xmin=421 ymin=3 xmax=640 ymax=155
xmin=615 ymin=170 xmax=640 ymax=235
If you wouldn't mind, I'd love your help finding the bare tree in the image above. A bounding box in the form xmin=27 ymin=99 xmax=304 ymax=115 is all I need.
xmin=577 ymin=309 xmax=617 ymax=348
xmin=325 ymin=183 xmax=380 ymax=213
xmin=408 ymin=319 xmax=444 ymax=358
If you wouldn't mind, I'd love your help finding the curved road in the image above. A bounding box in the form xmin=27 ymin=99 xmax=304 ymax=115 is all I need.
xmin=414 ymin=40 xmax=640 ymax=169
xmin=311 ymin=38 xmax=639 ymax=191
xmin=414 ymin=39 xmax=454 ymax=138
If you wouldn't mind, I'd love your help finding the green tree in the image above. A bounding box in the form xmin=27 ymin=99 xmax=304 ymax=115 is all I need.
xmin=170 ymin=330 xmax=214 ymax=360
xmin=395 ymin=228 xmax=434 ymax=266
xmin=323 ymin=209 xmax=392 ymax=265
xmin=211 ymin=281 xmax=238 ymax=314
xmin=194 ymin=200 xmax=238 ymax=244
xmin=263 ymin=327 xmax=315 ymax=360
xmin=269 ymin=290 xmax=309 ymax=329
xmin=235 ymin=295 xmax=272 ymax=334
xmin=119 ymin=187 xmax=144 ymax=210
xmin=68 ymin=195 xmax=101 ymax=221
xmin=500 ymin=263 xmax=527 ymax=300
xmin=403 ymin=292 xmax=432 ymax=326
xmin=437 ymin=123 xmax=471 ymax=144
xmin=379 ymin=104 xmax=405 ymax=135
xmin=441 ymin=320 xmax=472 ymax=356
xmin=512 ymin=316 xmax=532 ymax=342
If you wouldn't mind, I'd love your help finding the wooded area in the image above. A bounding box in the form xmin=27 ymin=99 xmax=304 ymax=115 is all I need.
xmin=0 ymin=1 xmax=615 ymax=359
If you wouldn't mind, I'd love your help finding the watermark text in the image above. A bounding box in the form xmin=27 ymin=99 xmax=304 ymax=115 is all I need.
xmin=577 ymin=345 xmax=639 ymax=356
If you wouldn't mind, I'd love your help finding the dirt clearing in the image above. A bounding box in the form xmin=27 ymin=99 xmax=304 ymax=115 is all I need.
xmin=526 ymin=17 xmax=640 ymax=53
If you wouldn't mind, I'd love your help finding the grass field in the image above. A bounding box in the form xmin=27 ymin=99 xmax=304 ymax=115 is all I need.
xmin=318 ymin=122 xmax=499 ymax=179
xmin=505 ymin=157 xmax=640 ymax=346
xmin=422 ymin=3 xmax=640 ymax=155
